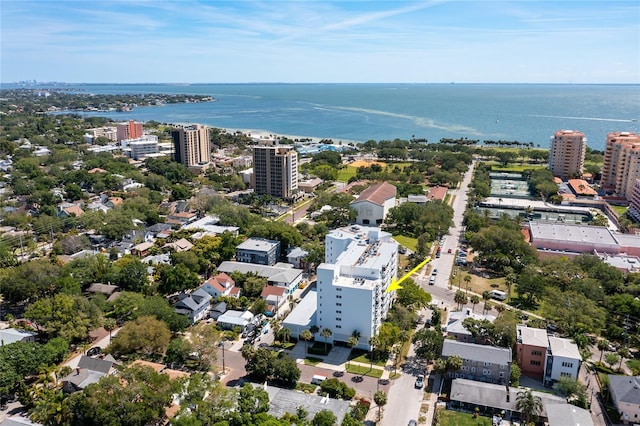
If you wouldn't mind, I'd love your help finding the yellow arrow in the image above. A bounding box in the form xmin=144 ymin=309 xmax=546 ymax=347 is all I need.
xmin=386 ymin=257 xmax=431 ymax=293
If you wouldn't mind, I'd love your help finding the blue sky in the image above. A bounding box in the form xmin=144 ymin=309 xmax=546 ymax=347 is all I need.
xmin=1 ymin=1 xmax=638 ymax=83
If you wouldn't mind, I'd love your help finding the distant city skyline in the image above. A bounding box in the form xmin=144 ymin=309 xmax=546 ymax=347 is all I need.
xmin=1 ymin=1 xmax=638 ymax=84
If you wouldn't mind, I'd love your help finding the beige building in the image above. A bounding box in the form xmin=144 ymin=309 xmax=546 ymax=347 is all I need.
xmin=548 ymin=130 xmax=586 ymax=180
xmin=601 ymin=132 xmax=640 ymax=200
xmin=252 ymin=145 xmax=298 ymax=200
xmin=628 ymin=179 xmax=640 ymax=222
xmin=171 ymin=124 xmax=211 ymax=167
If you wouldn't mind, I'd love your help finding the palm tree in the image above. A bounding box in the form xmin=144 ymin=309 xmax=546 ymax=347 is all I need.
xmin=310 ymin=325 xmax=320 ymax=335
xmin=463 ymin=275 xmax=472 ymax=293
xmin=347 ymin=330 xmax=360 ymax=351
xmin=445 ymin=355 xmax=463 ymax=376
xmin=320 ymin=328 xmax=332 ymax=353
xmin=368 ymin=335 xmax=381 ymax=365
xmin=515 ymin=389 xmax=543 ymax=424
xmin=454 ymin=290 xmax=468 ymax=310
xmin=597 ymin=339 xmax=609 ymax=362
xmin=300 ymin=329 xmax=312 ymax=355
xmin=279 ymin=327 xmax=291 ymax=344
xmin=470 ymin=295 xmax=480 ymax=312
xmin=482 ymin=291 xmax=491 ymax=314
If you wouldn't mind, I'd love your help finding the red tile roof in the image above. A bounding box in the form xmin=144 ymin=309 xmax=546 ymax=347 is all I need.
xmin=261 ymin=286 xmax=286 ymax=298
xmin=427 ymin=186 xmax=447 ymax=201
xmin=568 ymin=179 xmax=597 ymax=196
xmin=351 ymin=182 xmax=397 ymax=206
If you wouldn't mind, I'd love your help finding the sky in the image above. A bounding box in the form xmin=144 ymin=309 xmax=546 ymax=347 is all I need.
xmin=1 ymin=0 xmax=639 ymax=84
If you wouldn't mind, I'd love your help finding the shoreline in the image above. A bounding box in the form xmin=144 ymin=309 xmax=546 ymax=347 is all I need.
xmin=222 ymin=127 xmax=362 ymax=146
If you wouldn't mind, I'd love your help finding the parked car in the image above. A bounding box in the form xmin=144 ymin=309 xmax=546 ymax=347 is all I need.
xmin=432 ymin=268 xmax=438 ymax=275
xmin=447 ymin=248 xmax=452 ymax=253
xmin=408 ymin=421 xmax=417 ymax=426
xmin=415 ymin=374 xmax=424 ymax=389
xmin=87 ymin=346 xmax=102 ymax=357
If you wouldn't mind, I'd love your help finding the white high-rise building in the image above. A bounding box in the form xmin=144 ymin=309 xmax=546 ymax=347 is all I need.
xmin=316 ymin=225 xmax=398 ymax=350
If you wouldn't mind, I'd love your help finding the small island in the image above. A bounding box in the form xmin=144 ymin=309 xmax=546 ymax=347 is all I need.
xmin=0 ymin=88 xmax=214 ymax=114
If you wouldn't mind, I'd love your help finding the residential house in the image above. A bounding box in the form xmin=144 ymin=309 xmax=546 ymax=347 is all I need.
xmin=62 ymin=355 xmax=116 ymax=393
xmin=427 ymin=186 xmax=448 ymax=201
xmin=286 ymin=246 xmax=309 ymax=269
xmin=236 ymin=238 xmax=281 ymax=266
xmin=217 ymin=261 xmax=303 ymax=295
xmin=182 ymin=215 xmax=240 ymax=237
xmin=516 ymin=325 xmax=549 ymax=380
xmin=105 ymin=197 xmax=123 ymax=209
xmin=406 ymin=194 xmax=428 ymax=205
xmin=85 ymin=283 xmax=120 ymax=298
xmin=174 ymin=288 xmax=212 ymax=324
xmin=445 ymin=309 xmax=496 ymax=343
xmin=201 ymin=273 xmax=240 ymax=299
xmin=162 ymin=238 xmax=193 ymax=253
xmin=261 ymin=285 xmax=288 ymax=316
xmin=131 ymin=241 xmax=155 ymax=257
xmin=146 ymin=223 xmax=174 ymax=238
xmin=349 ymin=181 xmax=397 ymax=226
xmin=0 ymin=328 xmax=36 ymax=346
xmin=298 ymin=178 xmax=324 ymax=193
xmin=166 ymin=211 xmax=197 ymax=226
xmin=608 ymin=375 xmax=640 ymax=424
xmin=58 ymin=204 xmax=84 ymax=218
xmin=442 ymin=340 xmax=511 ymax=385
xmin=216 ymin=310 xmax=254 ymax=331
xmin=544 ymin=336 xmax=581 ymax=386
xmin=449 ymin=378 xmax=578 ymax=425
xmin=209 ymin=301 xmax=228 ymax=320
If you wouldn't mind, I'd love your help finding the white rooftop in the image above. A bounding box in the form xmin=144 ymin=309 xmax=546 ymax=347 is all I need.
xmin=548 ymin=336 xmax=581 ymax=359
xmin=237 ymin=237 xmax=280 ymax=251
xmin=529 ymin=222 xmax=618 ymax=246
xmin=516 ymin=325 xmax=549 ymax=348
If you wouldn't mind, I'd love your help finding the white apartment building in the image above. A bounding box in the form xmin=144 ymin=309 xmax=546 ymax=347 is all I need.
xmin=84 ymin=126 xmax=118 ymax=143
xmin=316 ymin=225 xmax=398 ymax=349
xmin=121 ymin=135 xmax=159 ymax=160
xmin=601 ymin=132 xmax=640 ymax=200
xmin=543 ymin=336 xmax=582 ymax=386
xmin=548 ymin=130 xmax=586 ymax=180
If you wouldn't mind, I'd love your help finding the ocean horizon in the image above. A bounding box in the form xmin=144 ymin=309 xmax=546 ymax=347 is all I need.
xmin=5 ymin=83 xmax=639 ymax=151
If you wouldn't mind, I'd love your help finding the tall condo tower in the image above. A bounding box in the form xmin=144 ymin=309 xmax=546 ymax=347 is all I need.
xmin=171 ymin=124 xmax=211 ymax=167
xmin=252 ymin=145 xmax=298 ymax=200
xmin=116 ymin=120 xmax=143 ymax=142
xmin=548 ymin=130 xmax=586 ymax=180
xmin=601 ymin=132 xmax=640 ymax=200
xmin=315 ymin=226 xmax=398 ymax=350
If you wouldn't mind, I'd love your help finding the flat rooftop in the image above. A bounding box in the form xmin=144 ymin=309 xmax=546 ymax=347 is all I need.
xmin=529 ymin=222 xmax=617 ymax=245
xmin=237 ymin=237 xmax=280 ymax=251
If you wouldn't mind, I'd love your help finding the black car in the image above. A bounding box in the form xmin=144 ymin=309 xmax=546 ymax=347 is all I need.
xmin=87 ymin=346 xmax=102 ymax=357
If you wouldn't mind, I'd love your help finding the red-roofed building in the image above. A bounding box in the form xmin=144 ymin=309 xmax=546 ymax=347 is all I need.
xmin=427 ymin=186 xmax=448 ymax=201
xmin=350 ymin=181 xmax=396 ymax=226
xmin=568 ymin=179 xmax=597 ymax=196
xmin=201 ymin=273 xmax=239 ymax=299
xmin=261 ymin=285 xmax=287 ymax=314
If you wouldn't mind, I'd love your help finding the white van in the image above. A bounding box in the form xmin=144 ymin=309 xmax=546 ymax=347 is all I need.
xmin=311 ymin=374 xmax=327 ymax=385
xmin=490 ymin=290 xmax=507 ymax=301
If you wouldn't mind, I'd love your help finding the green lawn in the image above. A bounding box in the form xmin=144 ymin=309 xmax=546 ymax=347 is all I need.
xmin=489 ymin=163 xmax=547 ymax=172
xmin=348 ymin=349 xmax=388 ymax=367
xmin=337 ymin=165 xmax=358 ymax=182
xmin=393 ymin=235 xmax=418 ymax=252
xmin=304 ymin=357 xmax=323 ymax=366
xmin=611 ymin=205 xmax=628 ymax=216
xmin=344 ymin=363 xmax=384 ymax=378
xmin=437 ymin=409 xmax=493 ymax=426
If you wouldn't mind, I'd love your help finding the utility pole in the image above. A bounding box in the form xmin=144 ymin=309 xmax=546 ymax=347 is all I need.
xmin=219 ymin=341 xmax=226 ymax=376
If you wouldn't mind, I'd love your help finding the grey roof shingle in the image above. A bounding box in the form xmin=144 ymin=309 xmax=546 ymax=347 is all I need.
xmin=608 ymin=375 xmax=640 ymax=405
xmin=442 ymin=340 xmax=511 ymax=365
